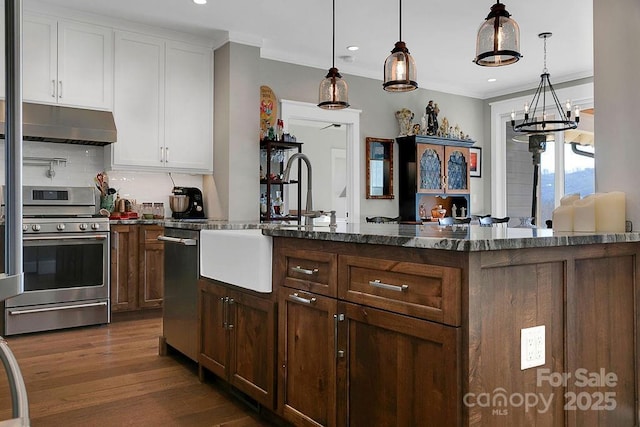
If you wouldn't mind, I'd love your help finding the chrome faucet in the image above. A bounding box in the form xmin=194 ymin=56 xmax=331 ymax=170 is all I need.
xmin=283 ymin=153 xmax=321 ymax=226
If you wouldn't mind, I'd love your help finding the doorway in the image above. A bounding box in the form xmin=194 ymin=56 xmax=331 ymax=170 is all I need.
xmin=280 ymin=100 xmax=361 ymax=222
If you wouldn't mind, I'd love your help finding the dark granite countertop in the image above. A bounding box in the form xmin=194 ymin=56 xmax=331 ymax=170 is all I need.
xmin=131 ymin=219 xmax=640 ymax=252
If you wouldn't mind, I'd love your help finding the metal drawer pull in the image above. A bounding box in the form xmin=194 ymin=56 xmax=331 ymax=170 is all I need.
xmin=369 ymin=280 xmax=409 ymax=292
xmin=0 ymin=338 xmax=29 ymax=423
xmin=227 ymin=298 xmax=234 ymax=330
xmin=291 ymin=266 xmax=319 ymax=275
xmin=334 ymin=313 xmax=345 ymax=359
xmin=289 ymin=293 xmax=317 ymax=305
xmin=220 ymin=297 xmax=226 ymax=329
xmin=157 ymin=236 xmax=197 ymax=246
xmin=9 ymin=301 xmax=107 ymax=315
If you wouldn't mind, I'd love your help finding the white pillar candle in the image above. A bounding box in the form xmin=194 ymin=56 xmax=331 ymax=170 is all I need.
xmin=560 ymin=193 xmax=580 ymax=206
xmin=573 ymin=196 xmax=597 ymax=232
xmin=552 ymin=205 xmax=574 ymax=232
xmin=595 ymin=191 xmax=626 ymax=232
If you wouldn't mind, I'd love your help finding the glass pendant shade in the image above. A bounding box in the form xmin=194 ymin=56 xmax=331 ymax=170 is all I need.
xmin=474 ymin=1 xmax=521 ymax=67
xmin=317 ymin=0 xmax=349 ymax=110
xmin=318 ymin=67 xmax=349 ymax=109
xmin=383 ymin=41 xmax=418 ymax=92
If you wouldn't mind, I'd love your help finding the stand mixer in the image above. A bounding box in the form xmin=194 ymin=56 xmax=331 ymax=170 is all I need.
xmin=169 ymin=187 xmax=205 ymax=219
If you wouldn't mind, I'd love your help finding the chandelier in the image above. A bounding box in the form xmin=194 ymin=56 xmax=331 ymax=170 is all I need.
xmin=318 ymin=0 xmax=349 ymax=109
xmin=511 ymin=32 xmax=580 ymax=134
xmin=383 ymin=0 xmax=417 ymax=92
xmin=473 ymin=1 xmax=521 ymax=67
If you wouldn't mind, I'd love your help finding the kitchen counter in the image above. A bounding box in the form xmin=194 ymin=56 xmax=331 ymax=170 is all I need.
xmin=114 ymin=219 xmax=640 ymax=252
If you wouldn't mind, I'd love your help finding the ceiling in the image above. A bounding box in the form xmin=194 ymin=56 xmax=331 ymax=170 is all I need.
xmin=32 ymin=0 xmax=593 ymax=100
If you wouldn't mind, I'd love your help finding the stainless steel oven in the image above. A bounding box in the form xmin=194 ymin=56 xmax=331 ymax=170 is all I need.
xmin=2 ymin=186 xmax=110 ymax=335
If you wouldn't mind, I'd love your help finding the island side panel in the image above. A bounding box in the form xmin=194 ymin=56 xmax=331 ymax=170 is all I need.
xmin=467 ymin=250 xmax=565 ymax=426
xmin=567 ymin=245 xmax=638 ymax=427
xmin=467 ymin=243 xmax=640 ymax=427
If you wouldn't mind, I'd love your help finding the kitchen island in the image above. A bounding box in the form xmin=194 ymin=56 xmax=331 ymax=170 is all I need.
xmin=258 ymin=224 xmax=640 ymax=427
xmin=161 ymin=221 xmax=640 ymax=426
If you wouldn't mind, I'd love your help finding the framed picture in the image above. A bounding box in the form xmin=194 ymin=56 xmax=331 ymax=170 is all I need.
xmin=469 ymin=147 xmax=482 ymax=178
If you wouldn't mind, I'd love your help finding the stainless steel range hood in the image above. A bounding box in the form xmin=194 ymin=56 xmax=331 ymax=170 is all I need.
xmin=0 ymin=101 xmax=117 ymax=146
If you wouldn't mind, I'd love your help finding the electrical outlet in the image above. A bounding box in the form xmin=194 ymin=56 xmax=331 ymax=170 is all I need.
xmin=521 ymin=325 xmax=545 ymax=370
xmin=626 ymin=220 xmax=632 ymax=232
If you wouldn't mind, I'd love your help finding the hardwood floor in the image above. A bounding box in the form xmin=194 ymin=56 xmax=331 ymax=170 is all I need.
xmin=0 ymin=312 xmax=275 ymax=426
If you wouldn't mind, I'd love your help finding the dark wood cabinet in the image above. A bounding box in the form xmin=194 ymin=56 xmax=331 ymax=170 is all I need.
xmin=199 ymin=278 xmax=277 ymax=410
xmin=110 ymin=224 xmax=139 ymax=311
xmin=274 ymin=237 xmax=461 ymax=426
xmin=397 ymin=135 xmax=474 ymax=221
xmin=110 ymin=224 xmax=164 ymax=312
xmin=277 ymin=287 xmax=338 ymax=427
xmin=138 ymin=225 xmax=164 ymax=309
xmin=340 ymin=302 xmax=460 ymax=426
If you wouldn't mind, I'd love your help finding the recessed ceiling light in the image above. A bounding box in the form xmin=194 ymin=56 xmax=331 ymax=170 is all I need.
xmin=346 ymin=46 xmax=359 ymax=51
xmin=193 ymin=0 xmax=207 ymax=4
xmin=487 ymin=78 xmax=497 ymax=82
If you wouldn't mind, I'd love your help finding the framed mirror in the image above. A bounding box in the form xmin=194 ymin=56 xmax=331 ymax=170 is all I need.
xmin=366 ymin=137 xmax=394 ymax=199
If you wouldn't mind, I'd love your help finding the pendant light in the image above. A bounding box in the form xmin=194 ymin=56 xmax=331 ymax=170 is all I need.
xmin=383 ymin=0 xmax=417 ymax=92
xmin=511 ymin=33 xmax=580 ymax=134
xmin=318 ymin=0 xmax=349 ymax=110
xmin=473 ymin=1 xmax=521 ymax=67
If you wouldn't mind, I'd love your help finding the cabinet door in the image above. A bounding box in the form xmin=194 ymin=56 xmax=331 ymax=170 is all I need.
xmin=138 ymin=225 xmax=164 ymax=309
xmin=110 ymin=225 xmax=139 ymax=312
xmin=23 ymin=14 xmax=57 ymax=104
xmin=416 ymin=143 xmax=444 ymax=194
xmin=278 ymin=287 xmax=338 ymax=427
xmin=57 ymin=20 xmax=113 ymax=109
xmin=228 ymin=289 xmax=276 ymax=409
xmin=340 ymin=303 xmax=460 ymax=426
xmin=164 ymin=41 xmax=213 ymax=172
xmin=111 ymin=31 xmax=165 ymax=169
xmin=199 ymin=280 xmax=229 ymax=379
xmin=444 ymin=146 xmax=470 ymax=194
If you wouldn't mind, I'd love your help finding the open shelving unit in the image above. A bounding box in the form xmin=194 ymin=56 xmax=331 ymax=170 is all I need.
xmin=260 ymin=139 xmax=303 ymax=223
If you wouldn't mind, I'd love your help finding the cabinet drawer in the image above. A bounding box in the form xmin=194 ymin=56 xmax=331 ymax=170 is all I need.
xmin=339 ymin=255 xmax=461 ymax=326
xmin=279 ymin=248 xmax=337 ymax=298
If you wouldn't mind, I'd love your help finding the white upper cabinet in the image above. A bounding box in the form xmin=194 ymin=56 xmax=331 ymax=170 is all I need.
xmin=110 ymin=31 xmax=213 ymax=173
xmin=23 ymin=14 xmax=113 ymax=110
xmin=164 ymin=41 xmax=213 ymax=171
xmin=112 ymin=31 xmax=165 ymax=169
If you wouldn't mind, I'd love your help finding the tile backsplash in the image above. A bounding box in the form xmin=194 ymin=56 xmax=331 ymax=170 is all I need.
xmin=0 ymin=141 xmax=204 ymax=217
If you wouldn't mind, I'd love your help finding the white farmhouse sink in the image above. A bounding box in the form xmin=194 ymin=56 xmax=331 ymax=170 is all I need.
xmin=200 ymin=229 xmax=273 ymax=293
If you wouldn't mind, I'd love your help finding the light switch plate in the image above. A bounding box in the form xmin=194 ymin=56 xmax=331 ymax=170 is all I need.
xmin=521 ymin=325 xmax=545 ymax=370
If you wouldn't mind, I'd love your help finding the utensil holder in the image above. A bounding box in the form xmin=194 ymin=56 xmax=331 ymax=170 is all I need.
xmin=100 ymin=194 xmax=116 ymax=212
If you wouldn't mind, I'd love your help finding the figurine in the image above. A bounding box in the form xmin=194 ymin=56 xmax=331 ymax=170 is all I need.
xmin=395 ymin=108 xmax=414 ymax=136
xmin=438 ymin=117 xmax=449 ymax=137
xmin=420 ymin=113 xmax=427 ymax=135
xmin=425 ymin=100 xmax=439 ymax=135
xmin=412 ymin=123 xmax=421 ymax=135
xmin=461 ymin=207 xmax=467 ymax=217
xmin=452 ymin=204 xmax=458 ymax=217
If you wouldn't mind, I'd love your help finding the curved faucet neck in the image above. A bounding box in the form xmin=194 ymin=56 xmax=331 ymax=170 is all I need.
xmin=283 ymin=153 xmax=313 ymax=222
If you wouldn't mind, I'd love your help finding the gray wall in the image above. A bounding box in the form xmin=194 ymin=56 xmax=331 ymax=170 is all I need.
xmin=260 ymin=58 xmax=486 ymax=220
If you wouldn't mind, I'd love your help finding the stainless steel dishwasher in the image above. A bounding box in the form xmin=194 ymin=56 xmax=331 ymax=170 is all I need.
xmin=157 ymin=227 xmax=199 ymax=362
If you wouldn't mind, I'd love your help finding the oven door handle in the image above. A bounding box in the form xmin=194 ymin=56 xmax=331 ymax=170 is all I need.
xmin=157 ymin=235 xmax=197 ymax=246
xmin=23 ymin=234 xmax=107 ymax=241
xmin=8 ymin=301 xmax=108 ymax=315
